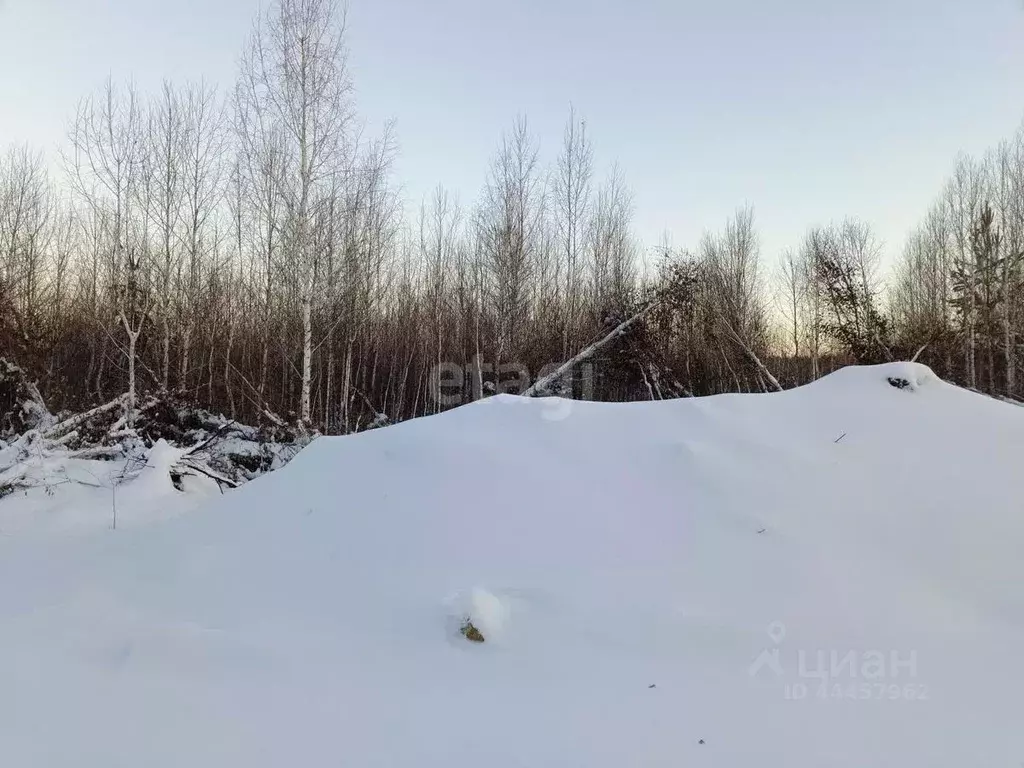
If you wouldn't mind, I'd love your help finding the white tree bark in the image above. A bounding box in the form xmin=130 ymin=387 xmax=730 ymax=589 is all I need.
xmin=120 ymin=311 xmax=141 ymax=427
xmin=300 ymin=292 xmax=313 ymax=424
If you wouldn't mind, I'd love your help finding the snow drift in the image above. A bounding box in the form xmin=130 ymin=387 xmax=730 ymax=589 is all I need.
xmin=1 ymin=362 xmax=1022 ymax=767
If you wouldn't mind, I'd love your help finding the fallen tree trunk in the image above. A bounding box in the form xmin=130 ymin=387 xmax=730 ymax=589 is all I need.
xmin=69 ymin=445 xmax=125 ymax=460
xmin=720 ymin=318 xmax=784 ymax=393
xmin=523 ymin=302 xmax=659 ymax=398
xmin=43 ymin=396 xmax=127 ymax=440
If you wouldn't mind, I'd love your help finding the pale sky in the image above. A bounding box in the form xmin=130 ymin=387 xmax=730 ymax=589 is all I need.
xmin=1 ymin=0 xmax=1023 ymax=269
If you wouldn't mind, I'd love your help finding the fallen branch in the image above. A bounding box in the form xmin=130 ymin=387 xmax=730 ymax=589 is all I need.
xmin=638 ymin=363 xmax=655 ymax=401
xmin=228 ymin=361 xmax=288 ymax=428
xmin=181 ymin=420 xmax=235 ymax=458
xmin=349 ymin=385 xmax=388 ymax=428
xmin=261 ymin=408 xmax=287 ymax=429
xmin=175 ymin=457 xmax=240 ymax=490
xmin=53 ymin=429 xmax=80 ymax=447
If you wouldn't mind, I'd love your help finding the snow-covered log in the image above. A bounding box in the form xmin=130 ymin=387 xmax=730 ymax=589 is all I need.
xmin=0 ymin=359 xmax=55 ymax=437
xmin=42 ymin=396 xmax=127 ymax=440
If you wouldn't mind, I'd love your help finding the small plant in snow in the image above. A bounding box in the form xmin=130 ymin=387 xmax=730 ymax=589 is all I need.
xmin=460 ymin=619 xmax=485 ymax=643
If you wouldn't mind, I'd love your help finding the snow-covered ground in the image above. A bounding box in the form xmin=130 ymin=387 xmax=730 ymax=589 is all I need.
xmin=1 ymin=362 xmax=1022 ymax=766
xmin=0 ymin=437 xmax=222 ymax=534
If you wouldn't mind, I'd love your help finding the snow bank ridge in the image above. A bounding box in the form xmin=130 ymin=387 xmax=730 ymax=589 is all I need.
xmin=802 ymin=361 xmax=938 ymax=395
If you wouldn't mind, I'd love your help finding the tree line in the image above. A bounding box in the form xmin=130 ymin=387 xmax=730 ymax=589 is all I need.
xmin=2 ymin=0 xmax=1023 ymax=436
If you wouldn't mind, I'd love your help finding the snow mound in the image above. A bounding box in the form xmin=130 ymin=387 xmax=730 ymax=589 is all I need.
xmin=799 ymin=360 xmax=937 ymax=394
xmin=444 ymin=587 xmax=510 ymax=644
xmin=1 ymin=363 xmax=1023 ymax=767
xmin=881 ymin=361 xmax=936 ymax=391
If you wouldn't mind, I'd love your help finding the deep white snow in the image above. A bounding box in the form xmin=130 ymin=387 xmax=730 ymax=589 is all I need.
xmin=1 ymin=362 xmax=1022 ymax=766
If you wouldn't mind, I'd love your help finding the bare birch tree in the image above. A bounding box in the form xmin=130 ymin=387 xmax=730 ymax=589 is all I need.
xmin=946 ymin=155 xmax=984 ymax=388
xmin=145 ymin=81 xmax=185 ymax=390
xmin=477 ymin=117 xmax=543 ymax=374
xmin=553 ymin=106 xmax=593 ymax=356
xmin=177 ymin=81 xmax=226 ymax=389
xmin=238 ymin=0 xmax=353 ymax=425
xmin=65 ymin=78 xmax=149 ymax=425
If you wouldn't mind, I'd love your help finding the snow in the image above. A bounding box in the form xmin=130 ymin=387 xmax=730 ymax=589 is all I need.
xmin=0 ymin=436 xmax=221 ymax=535
xmin=1 ymin=361 xmax=1023 ymax=766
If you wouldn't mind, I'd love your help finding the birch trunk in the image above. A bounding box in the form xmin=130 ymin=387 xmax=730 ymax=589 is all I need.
xmin=300 ymin=292 xmax=313 ymax=424
xmin=120 ymin=311 xmax=139 ymax=428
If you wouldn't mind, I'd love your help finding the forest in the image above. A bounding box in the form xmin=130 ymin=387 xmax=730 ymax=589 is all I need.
xmin=2 ymin=0 xmax=1023 ymax=436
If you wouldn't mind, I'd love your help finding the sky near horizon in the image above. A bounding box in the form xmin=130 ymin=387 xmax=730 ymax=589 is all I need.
xmin=1 ymin=0 xmax=1023 ymax=271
